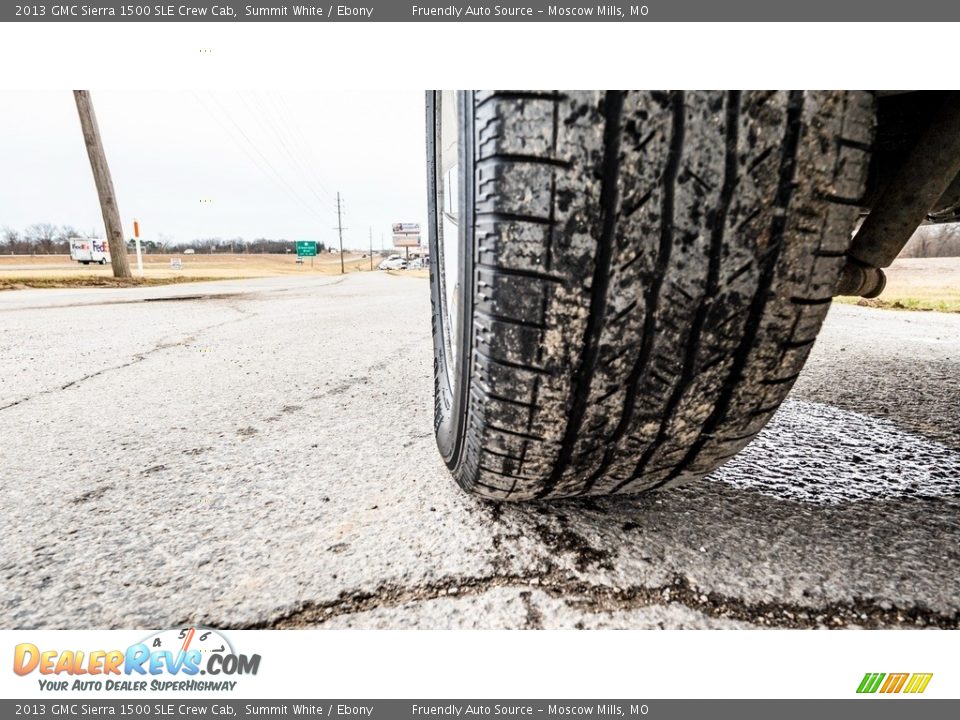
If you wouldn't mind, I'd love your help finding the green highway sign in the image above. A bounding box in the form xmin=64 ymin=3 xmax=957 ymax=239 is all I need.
xmin=296 ymin=241 xmax=317 ymax=257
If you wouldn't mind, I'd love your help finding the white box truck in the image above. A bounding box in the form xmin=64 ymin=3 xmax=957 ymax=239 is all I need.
xmin=69 ymin=238 xmax=110 ymax=265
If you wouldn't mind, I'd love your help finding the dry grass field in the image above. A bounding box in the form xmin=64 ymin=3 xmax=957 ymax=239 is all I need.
xmin=387 ymin=268 xmax=429 ymax=279
xmin=836 ymin=256 xmax=960 ymax=313
xmin=0 ymin=252 xmax=385 ymax=290
xmin=3 ymin=254 xmax=954 ymax=311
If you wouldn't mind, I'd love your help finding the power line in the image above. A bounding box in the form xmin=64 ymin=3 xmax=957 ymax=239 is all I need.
xmin=211 ymin=93 xmax=330 ymax=225
xmin=193 ymin=93 xmax=282 ymax=193
xmin=272 ymin=94 xmax=340 ymax=205
xmin=240 ymin=93 xmax=339 ymax=216
xmin=274 ymin=94 xmax=341 ymax=206
xmin=195 ymin=92 xmax=330 ymax=228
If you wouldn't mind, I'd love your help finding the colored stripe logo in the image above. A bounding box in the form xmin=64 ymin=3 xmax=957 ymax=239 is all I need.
xmin=857 ymin=672 xmax=933 ymax=694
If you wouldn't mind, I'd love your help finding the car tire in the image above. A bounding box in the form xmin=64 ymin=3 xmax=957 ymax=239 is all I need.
xmin=427 ymin=90 xmax=874 ymax=500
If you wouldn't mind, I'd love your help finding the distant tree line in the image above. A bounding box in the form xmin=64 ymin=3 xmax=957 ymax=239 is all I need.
xmin=1 ymin=223 xmax=81 ymax=254
xmin=124 ymin=236 xmax=329 ymax=255
xmin=900 ymin=222 xmax=960 ymax=258
xmin=0 ymin=223 xmax=327 ymax=255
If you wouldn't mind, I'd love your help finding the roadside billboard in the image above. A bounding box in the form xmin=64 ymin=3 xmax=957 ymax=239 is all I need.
xmin=392 ymin=222 xmax=421 ymax=248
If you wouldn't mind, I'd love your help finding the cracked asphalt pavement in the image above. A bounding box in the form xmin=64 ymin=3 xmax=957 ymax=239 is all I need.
xmin=2 ymin=272 xmax=958 ymax=629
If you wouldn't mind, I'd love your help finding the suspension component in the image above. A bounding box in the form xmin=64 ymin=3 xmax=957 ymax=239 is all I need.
xmin=838 ymin=91 xmax=960 ymax=298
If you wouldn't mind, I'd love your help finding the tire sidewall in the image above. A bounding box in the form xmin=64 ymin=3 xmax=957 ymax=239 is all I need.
xmin=427 ymin=90 xmax=475 ymax=470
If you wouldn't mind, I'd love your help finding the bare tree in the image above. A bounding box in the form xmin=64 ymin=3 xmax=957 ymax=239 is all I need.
xmin=56 ymin=225 xmax=79 ymax=253
xmin=900 ymin=222 xmax=960 ymax=258
xmin=24 ymin=223 xmax=59 ymax=254
xmin=57 ymin=225 xmax=78 ymax=240
xmin=73 ymin=90 xmax=132 ymax=278
xmin=1 ymin=226 xmax=20 ymax=254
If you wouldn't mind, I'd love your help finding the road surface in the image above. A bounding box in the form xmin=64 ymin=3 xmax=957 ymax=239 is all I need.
xmin=1 ymin=272 xmax=958 ymax=629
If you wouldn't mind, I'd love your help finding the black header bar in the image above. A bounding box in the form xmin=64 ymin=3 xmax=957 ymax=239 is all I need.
xmin=5 ymin=0 xmax=959 ymax=22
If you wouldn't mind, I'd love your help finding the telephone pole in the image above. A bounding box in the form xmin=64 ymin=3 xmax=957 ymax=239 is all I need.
xmin=74 ymin=90 xmax=132 ymax=279
xmin=334 ymin=192 xmax=346 ymax=274
xmin=369 ymin=227 xmax=373 ymax=271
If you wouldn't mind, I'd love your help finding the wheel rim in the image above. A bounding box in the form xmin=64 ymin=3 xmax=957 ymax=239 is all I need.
xmin=436 ymin=90 xmax=461 ymax=382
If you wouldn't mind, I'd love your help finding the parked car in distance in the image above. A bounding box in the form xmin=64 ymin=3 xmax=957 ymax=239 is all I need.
xmin=378 ymin=257 xmax=408 ymax=270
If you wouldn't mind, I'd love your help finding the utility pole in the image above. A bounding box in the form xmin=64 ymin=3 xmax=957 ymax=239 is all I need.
xmin=334 ymin=192 xmax=346 ymax=274
xmin=369 ymin=227 xmax=373 ymax=271
xmin=73 ymin=90 xmax=132 ymax=279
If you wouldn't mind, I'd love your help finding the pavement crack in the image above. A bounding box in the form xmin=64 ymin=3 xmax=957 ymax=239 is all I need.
xmin=531 ymin=515 xmax=616 ymax=573
xmin=227 ymin=573 xmax=960 ymax=630
xmin=518 ymin=590 xmax=545 ymax=629
xmin=70 ymin=484 xmax=114 ymax=505
xmin=0 ymin=311 xmax=250 ymax=412
xmin=307 ymin=339 xmax=424 ymax=402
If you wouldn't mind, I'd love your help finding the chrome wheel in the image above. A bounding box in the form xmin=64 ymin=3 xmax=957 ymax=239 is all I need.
xmin=436 ymin=90 xmax=461 ymax=380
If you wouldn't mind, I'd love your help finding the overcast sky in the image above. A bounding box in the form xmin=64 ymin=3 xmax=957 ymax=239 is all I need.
xmin=0 ymin=90 xmax=427 ymax=251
